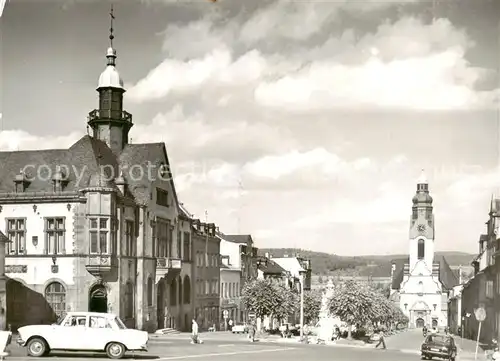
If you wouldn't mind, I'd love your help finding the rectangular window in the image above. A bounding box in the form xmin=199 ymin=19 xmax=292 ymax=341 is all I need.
xmin=183 ymin=232 xmax=190 ymax=261
xmin=156 ymin=218 xmax=170 ymax=258
xmin=177 ymin=230 xmax=182 ymax=259
xmin=205 ymin=280 xmax=209 ymax=295
xmin=124 ymin=220 xmax=135 ymax=256
xmin=152 ymin=224 xmax=157 ymax=257
xmin=156 ymin=188 xmax=169 ymax=207
xmin=6 ymin=218 xmax=26 ymax=255
xmin=45 ymin=217 xmax=65 ymax=255
xmin=168 ymin=226 xmax=173 ymax=257
xmin=89 ymin=217 xmax=109 ymax=254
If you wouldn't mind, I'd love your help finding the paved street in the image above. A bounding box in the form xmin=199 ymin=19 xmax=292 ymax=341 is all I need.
xmin=4 ymin=338 xmax=422 ymax=361
xmin=3 ymin=329 xmax=486 ymax=361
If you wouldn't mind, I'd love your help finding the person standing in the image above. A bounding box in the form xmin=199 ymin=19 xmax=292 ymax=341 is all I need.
xmin=228 ymin=319 xmax=233 ymax=331
xmin=191 ymin=319 xmax=203 ymax=344
xmin=375 ymin=329 xmax=386 ymax=349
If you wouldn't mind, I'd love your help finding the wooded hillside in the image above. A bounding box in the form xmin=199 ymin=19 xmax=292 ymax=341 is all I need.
xmin=258 ymin=248 xmax=475 ymax=276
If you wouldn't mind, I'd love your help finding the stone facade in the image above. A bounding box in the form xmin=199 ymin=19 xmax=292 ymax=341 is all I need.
xmin=0 ymin=40 xmax=194 ymax=332
xmin=390 ymin=171 xmax=458 ymax=329
xmin=220 ymin=264 xmax=241 ymax=326
xmin=460 ymin=197 xmax=499 ymax=343
xmin=192 ymin=221 xmax=220 ymax=331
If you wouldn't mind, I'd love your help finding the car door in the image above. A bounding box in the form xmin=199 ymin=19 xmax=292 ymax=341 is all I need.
xmin=50 ymin=315 xmax=87 ymax=350
xmin=83 ymin=316 xmax=115 ymax=351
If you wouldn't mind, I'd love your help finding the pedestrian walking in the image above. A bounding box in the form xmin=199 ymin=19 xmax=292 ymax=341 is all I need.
xmin=228 ymin=319 xmax=233 ymax=331
xmin=375 ymin=329 xmax=386 ymax=349
xmin=190 ymin=319 xmax=203 ymax=344
xmin=248 ymin=321 xmax=256 ymax=342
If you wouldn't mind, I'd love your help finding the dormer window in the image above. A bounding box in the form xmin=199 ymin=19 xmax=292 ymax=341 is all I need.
xmin=52 ymin=168 xmax=68 ymax=192
xmin=14 ymin=169 xmax=31 ymax=192
xmin=159 ymin=163 xmax=169 ymax=179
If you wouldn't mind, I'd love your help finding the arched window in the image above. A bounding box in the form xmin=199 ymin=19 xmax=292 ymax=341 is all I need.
xmin=178 ymin=277 xmax=183 ymax=305
xmin=147 ymin=277 xmax=153 ymax=307
xmin=170 ymin=279 xmax=177 ymax=306
xmin=45 ymin=281 xmax=66 ymax=318
xmin=418 ymin=281 xmax=424 ymax=296
xmin=183 ymin=276 xmax=191 ymax=304
xmin=125 ymin=282 xmax=134 ymax=319
xmin=417 ymin=239 xmax=425 ymax=259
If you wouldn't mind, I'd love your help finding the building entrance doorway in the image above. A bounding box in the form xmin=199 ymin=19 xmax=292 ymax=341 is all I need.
xmin=89 ymin=285 xmax=107 ymax=313
xmin=432 ymin=319 xmax=438 ymax=328
xmin=157 ymin=280 xmax=165 ymax=330
xmin=416 ymin=318 xmax=425 ymax=328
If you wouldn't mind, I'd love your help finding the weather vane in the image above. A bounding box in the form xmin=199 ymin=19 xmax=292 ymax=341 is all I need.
xmin=109 ymin=4 xmax=115 ymax=48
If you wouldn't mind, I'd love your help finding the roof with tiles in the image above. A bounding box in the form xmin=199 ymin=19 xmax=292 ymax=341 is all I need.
xmin=222 ymin=234 xmax=253 ymax=245
xmin=257 ymin=257 xmax=286 ymax=275
xmin=391 ymin=256 xmax=459 ymax=290
xmin=0 ymin=136 xmax=117 ymax=194
xmin=0 ymin=136 xmax=179 ymax=207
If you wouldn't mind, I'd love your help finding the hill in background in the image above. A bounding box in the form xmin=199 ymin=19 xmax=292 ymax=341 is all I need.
xmin=258 ymin=248 xmax=476 ymax=277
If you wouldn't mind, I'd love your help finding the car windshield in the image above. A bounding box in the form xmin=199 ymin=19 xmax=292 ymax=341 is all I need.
xmin=428 ymin=335 xmax=450 ymax=344
xmin=55 ymin=314 xmax=67 ymax=325
xmin=114 ymin=317 xmax=127 ymax=329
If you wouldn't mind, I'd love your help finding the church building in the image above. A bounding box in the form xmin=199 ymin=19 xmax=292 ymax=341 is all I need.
xmin=0 ymin=12 xmax=196 ymax=331
xmin=390 ymin=171 xmax=458 ymax=329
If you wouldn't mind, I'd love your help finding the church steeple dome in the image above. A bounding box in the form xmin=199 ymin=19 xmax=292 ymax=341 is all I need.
xmin=98 ymin=47 xmax=124 ymax=89
xmin=87 ymin=4 xmax=133 ymax=155
xmin=413 ymin=169 xmax=433 ymax=204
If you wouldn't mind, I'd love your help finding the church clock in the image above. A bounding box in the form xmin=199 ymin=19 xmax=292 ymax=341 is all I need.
xmin=417 ymin=224 xmax=426 ymax=233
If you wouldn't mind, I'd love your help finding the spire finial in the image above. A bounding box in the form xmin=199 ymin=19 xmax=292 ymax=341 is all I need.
xmin=417 ymin=168 xmax=428 ymax=184
xmin=109 ymin=4 xmax=115 ymax=49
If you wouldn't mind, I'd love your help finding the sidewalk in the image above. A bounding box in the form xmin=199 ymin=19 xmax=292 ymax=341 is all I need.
xmin=454 ymin=335 xmax=488 ymax=360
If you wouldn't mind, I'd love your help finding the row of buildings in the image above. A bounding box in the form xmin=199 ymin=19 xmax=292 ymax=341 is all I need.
xmin=0 ymin=26 xmax=312 ymax=332
xmin=448 ymin=197 xmax=500 ymax=343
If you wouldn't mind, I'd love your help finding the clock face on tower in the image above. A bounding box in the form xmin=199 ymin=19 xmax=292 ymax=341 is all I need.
xmin=417 ymin=224 xmax=426 ymax=233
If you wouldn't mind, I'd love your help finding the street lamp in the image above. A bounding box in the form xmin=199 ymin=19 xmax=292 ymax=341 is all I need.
xmin=299 ymin=270 xmax=305 ymax=341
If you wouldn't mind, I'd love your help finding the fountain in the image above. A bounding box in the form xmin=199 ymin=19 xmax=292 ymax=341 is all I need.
xmin=315 ymin=279 xmax=341 ymax=343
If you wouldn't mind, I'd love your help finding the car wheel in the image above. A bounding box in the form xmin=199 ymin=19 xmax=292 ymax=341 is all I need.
xmin=106 ymin=342 xmax=126 ymax=359
xmin=27 ymin=337 xmax=47 ymax=357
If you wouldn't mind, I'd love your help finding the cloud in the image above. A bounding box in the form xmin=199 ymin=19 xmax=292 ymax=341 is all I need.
xmin=5 ymin=0 xmax=498 ymax=255
xmin=128 ymin=15 xmax=497 ymax=112
xmin=0 ymin=127 xmax=81 ymax=151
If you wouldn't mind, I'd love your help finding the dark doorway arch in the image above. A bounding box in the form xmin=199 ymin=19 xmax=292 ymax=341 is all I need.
xmin=170 ymin=279 xmax=177 ymax=306
xmin=432 ymin=319 xmax=438 ymax=328
xmin=416 ymin=318 xmax=425 ymax=328
xmin=183 ymin=276 xmax=191 ymax=304
xmin=178 ymin=277 xmax=183 ymax=305
xmin=89 ymin=284 xmax=107 ymax=313
xmin=157 ymin=280 xmax=166 ymax=330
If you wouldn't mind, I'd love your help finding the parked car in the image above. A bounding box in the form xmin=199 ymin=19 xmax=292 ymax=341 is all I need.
xmin=231 ymin=324 xmax=248 ymax=334
xmin=16 ymin=312 xmax=148 ymax=359
xmin=421 ymin=334 xmax=457 ymax=361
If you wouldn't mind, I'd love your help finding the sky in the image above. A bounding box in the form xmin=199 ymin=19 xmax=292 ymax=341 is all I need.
xmin=1 ymin=0 xmax=500 ymax=256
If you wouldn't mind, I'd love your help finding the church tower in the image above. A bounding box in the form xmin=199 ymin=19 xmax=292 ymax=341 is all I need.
xmin=87 ymin=5 xmax=133 ymax=155
xmin=408 ymin=170 xmax=435 ymax=272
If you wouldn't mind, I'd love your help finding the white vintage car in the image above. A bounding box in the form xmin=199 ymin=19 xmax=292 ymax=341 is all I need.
xmin=16 ymin=312 xmax=148 ymax=359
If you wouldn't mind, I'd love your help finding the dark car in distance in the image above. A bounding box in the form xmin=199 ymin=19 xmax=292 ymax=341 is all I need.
xmin=421 ymin=334 xmax=457 ymax=361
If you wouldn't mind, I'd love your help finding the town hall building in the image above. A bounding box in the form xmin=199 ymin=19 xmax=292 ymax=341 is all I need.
xmin=0 ymin=13 xmax=196 ymax=331
xmin=390 ymin=171 xmax=458 ymax=329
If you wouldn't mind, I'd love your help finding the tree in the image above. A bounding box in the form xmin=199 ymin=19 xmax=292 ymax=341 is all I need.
xmin=328 ymin=280 xmax=377 ymax=338
xmin=273 ymin=283 xmax=298 ymax=322
xmin=303 ymin=289 xmax=322 ymax=324
xmin=241 ymin=279 xmax=297 ymax=325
